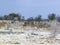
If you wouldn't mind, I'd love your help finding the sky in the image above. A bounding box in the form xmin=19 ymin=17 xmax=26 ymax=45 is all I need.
xmin=0 ymin=0 xmax=60 ymax=19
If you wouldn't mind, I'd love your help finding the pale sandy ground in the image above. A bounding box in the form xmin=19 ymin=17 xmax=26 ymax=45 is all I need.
xmin=0 ymin=28 xmax=60 ymax=45
xmin=0 ymin=21 xmax=60 ymax=45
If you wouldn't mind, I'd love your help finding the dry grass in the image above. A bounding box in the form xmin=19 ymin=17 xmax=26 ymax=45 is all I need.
xmin=0 ymin=22 xmax=6 ymax=28
xmin=23 ymin=21 xmax=35 ymax=27
xmin=23 ymin=22 xmax=51 ymax=29
xmin=37 ymin=23 xmax=50 ymax=28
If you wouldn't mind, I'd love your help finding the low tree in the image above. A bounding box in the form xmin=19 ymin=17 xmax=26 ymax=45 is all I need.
xmin=48 ymin=13 xmax=56 ymax=20
xmin=3 ymin=15 xmax=8 ymax=20
xmin=27 ymin=17 xmax=34 ymax=21
xmin=0 ymin=16 xmax=3 ymax=20
xmin=9 ymin=13 xmax=19 ymax=17
xmin=9 ymin=13 xmax=21 ymax=21
xmin=35 ymin=15 xmax=42 ymax=22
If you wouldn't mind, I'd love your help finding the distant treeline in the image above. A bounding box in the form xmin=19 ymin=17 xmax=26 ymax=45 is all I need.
xmin=0 ymin=13 xmax=60 ymax=22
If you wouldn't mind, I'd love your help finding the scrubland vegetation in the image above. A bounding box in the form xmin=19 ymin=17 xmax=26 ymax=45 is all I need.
xmin=0 ymin=13 xmax=60 ymax=29
xmin=0 ymin=22 xmax=6 ymax=28
xmin=0 ymin=13 xmax=60 ymax=45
